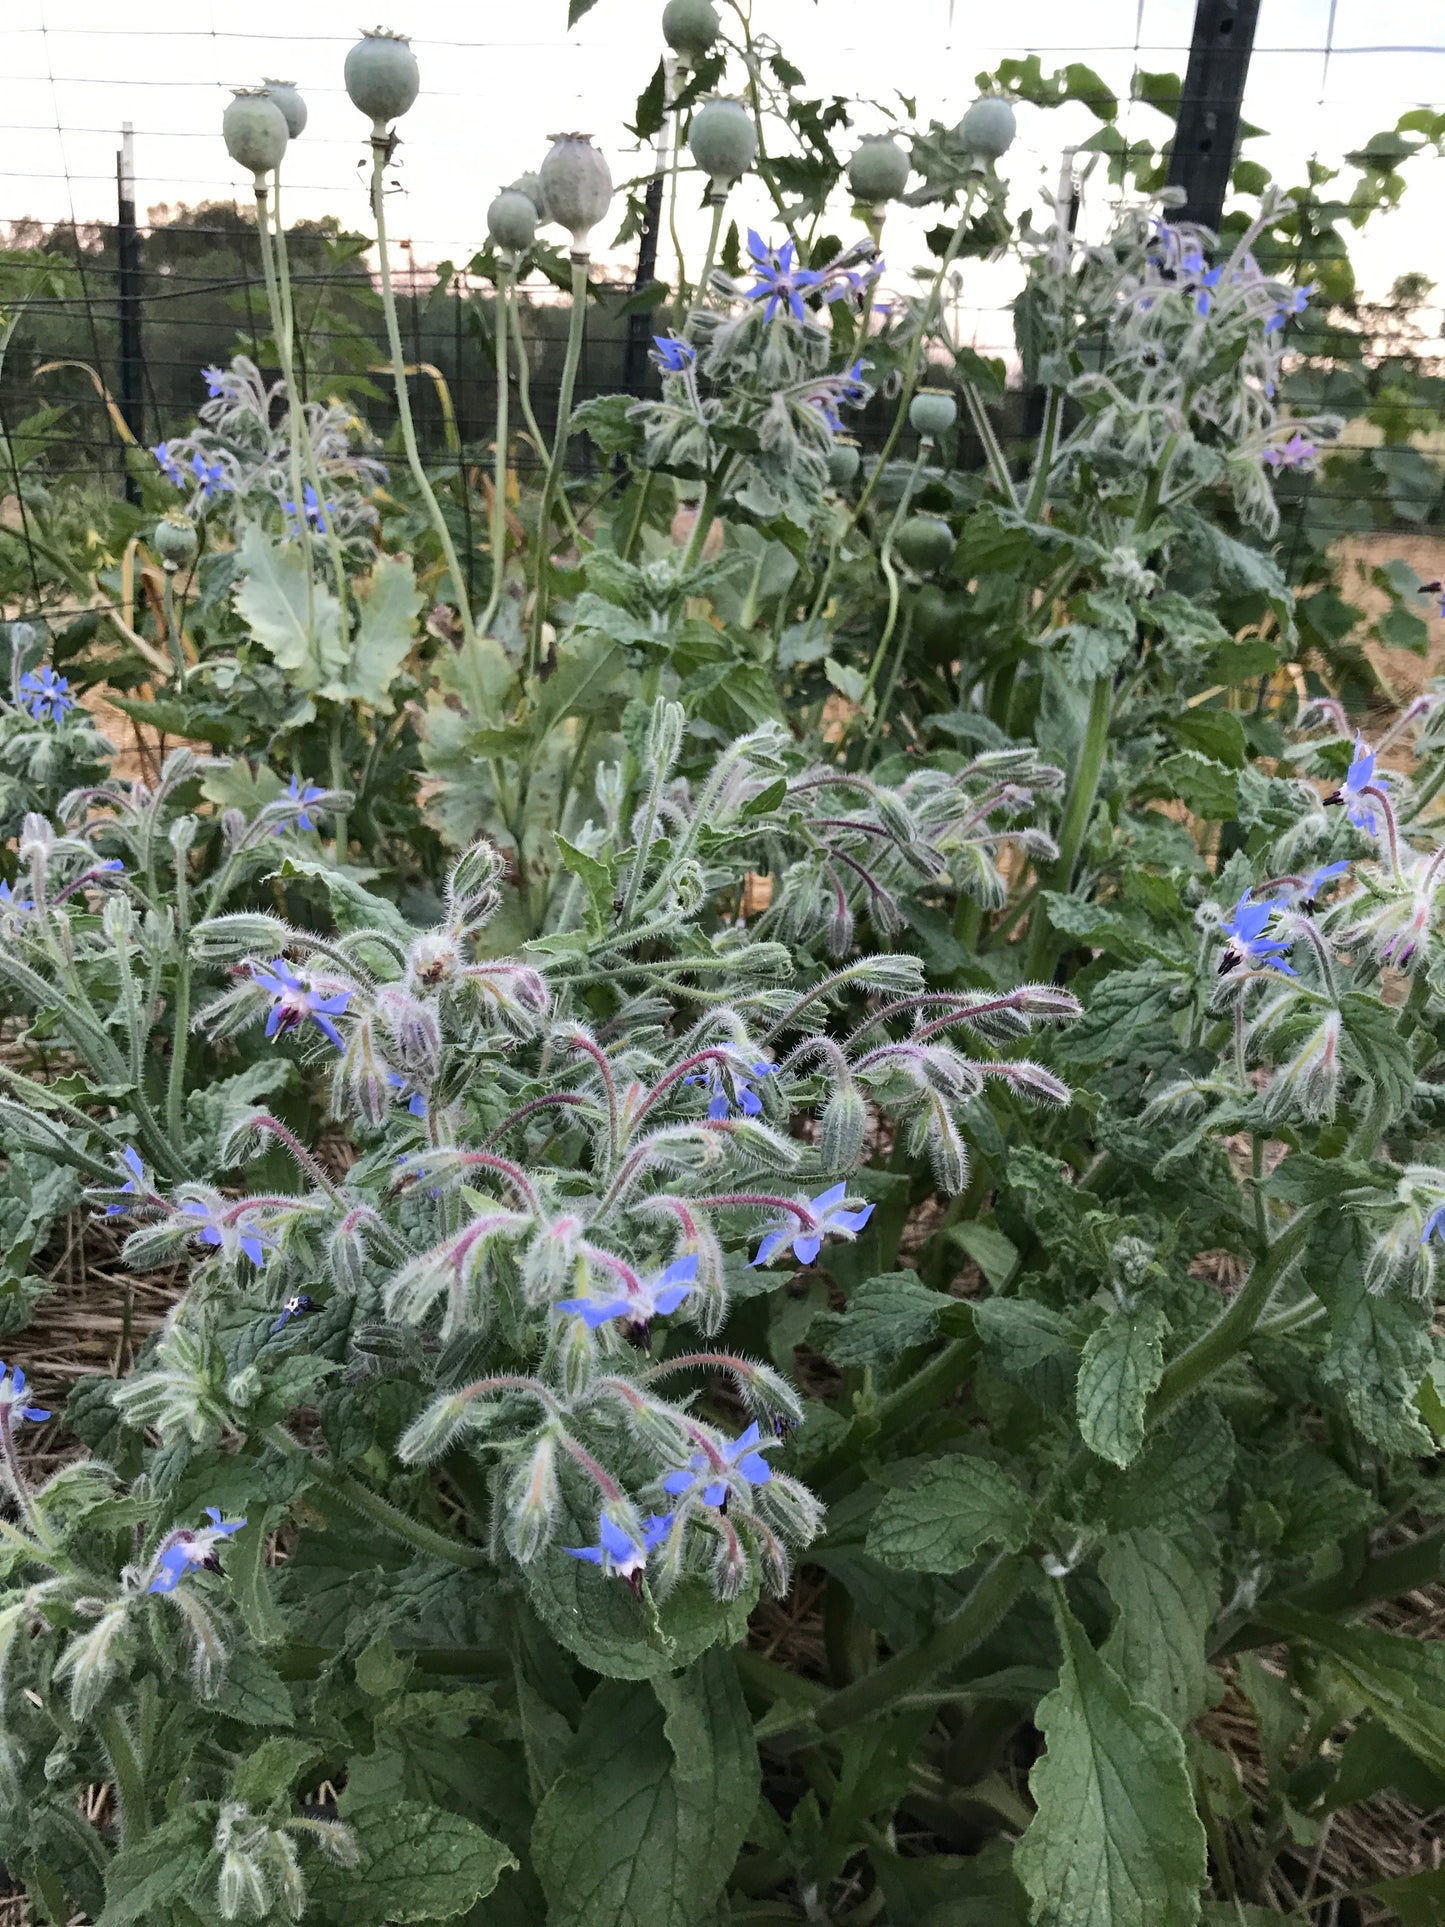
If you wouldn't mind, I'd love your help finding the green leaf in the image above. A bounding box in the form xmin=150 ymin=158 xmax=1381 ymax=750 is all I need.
xmin=233 ymin=520 xmax=345 ymax=692
xmin=307 ymin=1800 xmax=516 ymax=1921
xmin=1338 ymin=992 xmax=1416 ymax=1123
xmin=824 ymin=656 xmax=867 ymax=704
xmin=973 ymin=1297 xmax=1075 ymax=1375
xmin=531 ymin=1651 xmax=758 ymax=1927
xmin=950 ymin=1221 xmax=1019 ymax=1288
xmin=555 ymin=834 xmax=615 ymax=935
xmin=1369 ymin=1869 xmax=1445 ymax=1926
xmin=1016 ymin=1594 xmax=1207 ymax=1927
xmin=1097 ymin=1402 xmax=1235 ymax=1533
xmin=211 ymin=1646 xmax=294 ymax=1727
xmin=1153 ymin=752 xmax=1239 ymax=820
xmin=1100 ymin=1529 xmax=1219 ymax=1725
xmin=1266 ymin=1608 xmax=1445 ymax=1778
xmin=531 ymin=633 xmax=629 ymax=738
xmin=94 ymin=1806 xmax=216 ymax=1926
xmin=271 ymin=853 xmax=415 ymax=946
xmin=342 ymin=553 xmax=423 ymax=709
xmin=1312 ymin=1216 xmax=1434 ymax=1453
xmin=810 ymin=1271 xmax=948 ymax=1366
xmin=1076 ymin=1306 xmax=1168 ymax=1468
xmin=865 ymin=1458 xmax=1033 ymax=1573
xmin=568 ymin=0 xmax=600 ymax=21
xmin=230 ymin=1736 xmax=323 ymax=1809
xmin=1169 ymin=708 xmax=1247 ymax=770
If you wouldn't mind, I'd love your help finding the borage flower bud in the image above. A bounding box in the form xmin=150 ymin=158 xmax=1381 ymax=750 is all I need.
xmin=503 ymin=1434 xmax=560 ymax=1563
xmin=1265 ymin=1010 xmax=1341 ymax=1124
xmin=819 ymin=1083 xmax=868 ymax=1173
xmin=189 ymin=913 xmax=293 ymax=962
xmin=397 ymin=1391 xmax=473 ymax=1465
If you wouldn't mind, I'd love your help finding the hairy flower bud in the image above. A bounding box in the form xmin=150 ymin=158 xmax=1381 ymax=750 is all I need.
xmin=819 ymin=1083 xmax=868 ymax=1173
xmin=503 ymin=1434 xmax=560 ymax=1562
xmin=189 ymin=913 xmax=293 ymax=962
xmin=646 ymin=696 xmax=686 ymax=776
xmin=397 ymin=1391 xmax=473 ymax=1465
xmin=1265 ymin=1010 xmax=1341 ymax=1124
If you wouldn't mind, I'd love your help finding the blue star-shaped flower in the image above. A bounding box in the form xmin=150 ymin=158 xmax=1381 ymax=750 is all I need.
xmin=105 ymin=1145 xmax=146 ymax=1218
xmin=0 ymin=1360 xmax=51 ymax=1425
xmin=284 ymin=483 xmax=332 ymax=533
xmin=1299 ymin=860 xmax=1349 ymax=908
xmin=651 ymin=333 xmax=696 ymax=373
xmin=202 ymin=367 xmax=228 ymax=400
xmin=557 ymin=1253 xmax=699 ymax=1333
xmin=282 ymin=774 xmax=327 ymax=832
xmin=191 ymin=451 xmax=229 ymax=502
xmin=181 ymin=1197 xmax=272 ymax=1268
xmin=663 ymin=1421 xmax=773 ymax=1507
xmin=0 ymin=879 xmax=33 ymax=914
xmin=146 ymin=1507 xmax=246 ymax=1594
xmin=386 ymin=1071 xmax=429 ymax=1118
xmin=153 ymin=442 xmax=185 ymax=486
xmin=271 ymin=1292 xmax=312 ymax=1334
xmin=687 ymin=1058 xmax=772 ymax=1122
xmin=1218 ymin=894 xmax=1295 ymax=977
xmin=250 ymin=958 xmax=350 ymax=1052
xmin=18 ymin=666 xmax=74 ymax=724
xmin=1326 ymin=733 xmax=1383 ymax=835
xmin=749 ymin=1182 xmax=874 ymax=1269
xmin=743 ymin=230 xmax=824 ymax=322
xmin=564 ymin=1508 xmax=673 ymax=1582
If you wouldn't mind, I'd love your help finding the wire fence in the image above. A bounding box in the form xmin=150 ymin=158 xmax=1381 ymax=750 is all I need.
xmin=0 ymin=1 xmax=1443 ymax=549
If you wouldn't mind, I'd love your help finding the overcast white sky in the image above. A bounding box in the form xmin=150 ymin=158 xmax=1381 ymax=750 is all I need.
xmin=2 ymin=0 xmax=1442 ymax=357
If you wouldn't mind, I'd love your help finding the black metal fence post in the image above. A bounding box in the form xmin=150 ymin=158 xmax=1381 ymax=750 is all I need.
xmin=115 ymin=122 xmax=145 ymax=500
xmin=1166 ymin=0 xmax=1262 ymax=233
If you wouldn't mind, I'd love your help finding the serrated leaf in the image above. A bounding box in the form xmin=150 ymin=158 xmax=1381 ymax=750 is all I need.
xmin=94 ymin=1806 xmax=215 ymax=1927
xmin=1154 ymin=752 xmax=1238 ymax=820
xmin=531 ymin=1651 xmax=757 ymax=1927
xmin=1016 ymin=1594 xmax=1207 ymax=1927
xmin=271 ymin=852 xmax=415 ymax=946
xmin=211 ymin=1646 xmax=293 ymax=1727
xmin=307 ymin=1800 xmax=515 ymax=1921
xmin=1100 ymin=1529 xmax=1219 ymax=1726
xmin=1077 ymin=1306 xmax=1168 ymax=1468
xmin=1097 ymin=1402 xmax=1235 ymax=1532
xmin=1312 ymin=1216 xmax=1434 ymax=1453
xmin=555 ymin=834 xmax=615 ymax=935
xmin=810 ymin=1271 xmax=946 ymax=1366
xmin=341 ymin=553 xmax=423 ymax=709
xmin=973 ymin=1297 xmax=1075 ymax=1375
xmin=233 ymin=520 xmax=345 ymax=691
xmin=865 ymin=1458 xmax=1033 ymax=1573
xmin=1338 ymin=992 xmax=1416 ymax=1123
xmin=230 ymin=1736 xmax=323 ymax=1809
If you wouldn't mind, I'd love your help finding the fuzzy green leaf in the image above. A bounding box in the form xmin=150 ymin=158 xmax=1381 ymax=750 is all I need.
xmin=1077 ymin=1306 xmax=1168 ymax=1468
xmin=233 ymin=520 xmax=345 ymax=692
xmin=1100 ymin=1529 xmax=1219 ymax=1725
xmin=1266 ymin=1608 xmax=1445 ymax=1778
xmin=866 ymin=1458 xmax=1033 ymax=1573
xmin=810 ymin=1271 xmax=947 ymax=1366
xmin=555 ymin=834 xmax=616 ymax=935
xmin=1016 ymin=1595 xmax=1207 ymax=1927
xmin=94 ymin=1806 xmax=216 ymax=1926
xmin=306 ymin=1800 xmax=515 ymax=1921
xmin=531 ymin=1651 xmax=757 ymax=1927
xmin=341 ymin=553 xmax=423 ymax=710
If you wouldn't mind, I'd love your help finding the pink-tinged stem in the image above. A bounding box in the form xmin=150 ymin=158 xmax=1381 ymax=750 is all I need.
xmin=579 ymin=1242 xmax=642 ymax=1295
xmin=482 ymin=1092 xmax=586 ymax=1146
xmin=556 ymin=1431 xmax=624 ymax=1503
xmin=243 ymin=1114 xmax=338 ymax=1197
xmin=642 ymin=1195 xmax=699 ymax=1238
xmin=562 ymin=1032 xmax=619 ymax=1160
xmin=435 ymin=1150 xmax=539 ymax=1213
xmin=844 ymin=990 xmax=1024 ymax=1053
xmin=1361 ymin=784 xmax=1403 ymax=879
xmin=220 ymin=1194 xmax=308 ymax=1222
xmin=688 ymin=1192 xmax=815 ymax=1223
xmin=457 ymin=1373 xmax=556 ymax=1414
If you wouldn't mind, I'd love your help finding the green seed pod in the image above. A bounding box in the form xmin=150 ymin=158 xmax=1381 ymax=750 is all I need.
xmin=488 ymin=188 xmax=537 ymax=254
xmin=847 ymin=134 xmax=909 ymax=206
xmin=895 ymin=514 xmax=955 ymax=576
xmin=662 ymin=0 xmax=720 ymax=63
xmin=510 ymin=171 xmax=548 ymax=218
xmin=222 ymin=89 xmax=289 ymax=176
xmin=540 ymin=134 xmax=613 ymax=254
xmin=153 ymin=512 xmax=198 ymax=570
xmin=909 ymin=387 xmax=957 ymax=439
xmin=827 ymin=438 xmax=861 ymax=487
xmin=958 ymin=95 xmax=1017 ymax=158
xmin=261 ymin=79 xmax=307 ymax=139
xmin=344 ymin=28 xmax=420 ymax=129
xmin=688 ymin=97 xmax=757 ymax=192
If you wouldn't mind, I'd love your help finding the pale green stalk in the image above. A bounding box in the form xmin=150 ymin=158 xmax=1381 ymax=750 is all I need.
xmin=477 ymin=261 xmax=514 ymax=638
xmin=369 ymin=137 xmax=477 ymax=647
xmin=529 ymin=254 xmax=591 ymax=674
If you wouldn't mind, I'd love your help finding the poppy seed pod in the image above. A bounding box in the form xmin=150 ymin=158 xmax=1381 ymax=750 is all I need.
xmin=488 ymin=188 xmax=537 ymax=255
xmin=261 ymin=79 xmax=307 ymax=140
xmin=222 ymin=90 xmax=289 ymax=177
xmin=662 ymin=0 xmax=720 ymax=64
xmin=848 ymin=135 xmax=910 ymax=207
xmin=540 ymin=134 xmax=613 ymax=255
xmin=827 ymin=439 xmax=861 ymax=488
xmin=688 ymin=97 xmax=756 ymax=194
xmin=895 ymin=514 xmax=955 ymax=576
xmin=153 ymin=513 xmax=198 ymax=570
xmin=510 ymin=171 xmax=548 ymax=219
xmin=909 ymin=388 xmax=958 ymax=439
xmin=344 ymin=29 xmax=420 ymax=130
xmin=958 ymin=96 xmax=1017 ymax=159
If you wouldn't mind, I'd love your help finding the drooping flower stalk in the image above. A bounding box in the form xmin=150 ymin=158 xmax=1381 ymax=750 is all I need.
xmin=367 ymin=137 xmax=477 ymax=648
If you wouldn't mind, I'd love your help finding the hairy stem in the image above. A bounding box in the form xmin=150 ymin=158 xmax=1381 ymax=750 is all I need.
xmin=478 ymin=260 xmax=513 ymax=638
xmin=530 ymin=254 xmax=591 ymax=674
